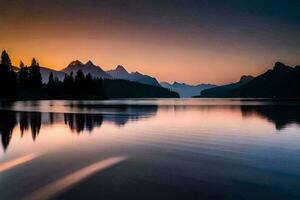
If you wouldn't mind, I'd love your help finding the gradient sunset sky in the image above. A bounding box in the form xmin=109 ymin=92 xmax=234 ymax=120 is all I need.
xmin=0 ymin=0 xmax=299 ymax=84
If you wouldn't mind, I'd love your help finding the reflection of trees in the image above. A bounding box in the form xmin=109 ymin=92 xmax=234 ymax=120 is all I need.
xmin=0 ymin=111 xmax=16 ymax=151
xmin=63 ymin=105 xmax=158 ymax=132
xmin=0 ymin=111 xmax=42 ymax=150
xmin=19 ymin=112 xmax=42 ymax=140
xmin=101 ymin=105 xmax=158 ymax=127
xmin=64 ymin=113 xmax=103 ymax=133
xmin=30 ymin=112 xmax=41 ymax=140
xmin=0 ymin=105 xmax=158 ymax=150
xmin=64 ymin=104 xmax=158 ymax=128
xmin=19 ymin=112 xmax=29 ymax=137
xmin=241 ymin=105 xmax=300 ymax=130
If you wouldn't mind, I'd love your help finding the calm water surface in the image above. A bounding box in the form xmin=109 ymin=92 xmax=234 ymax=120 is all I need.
xmin=0 ymin=99 xmax=300 ymax=200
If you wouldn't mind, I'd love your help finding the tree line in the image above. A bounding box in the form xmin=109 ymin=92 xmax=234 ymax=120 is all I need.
xmin=0 ymin=50 xmax=106 ymax=99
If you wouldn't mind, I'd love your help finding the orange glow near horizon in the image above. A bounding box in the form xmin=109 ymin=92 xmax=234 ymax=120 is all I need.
xmin=4 ymin=36 xmax=291 ymax=85
xmin=0 ymin=1 xmax=299 ymax=85
xmin=2 ymin=21 xmax=299 ymax=85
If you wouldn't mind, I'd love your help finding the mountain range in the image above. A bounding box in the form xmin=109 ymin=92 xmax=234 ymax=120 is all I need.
xmin=107 ymin=65 xmax=161 ymax=87
xmin=37 ymin=60 xmax=300 ymax=98
xmin=40 ymin=66 xmax=65 ymax=83
xmin=40 ymin=61 xmax=161 ymax=87
xmin=160 ymin=82 xmax=216 ymax=97
xmin=199 ymin=62 xmax=300 ymax=98
xmin=43 ymin=60 xmax=216 ymax=97
xmin=37 ymin=60 xmax=179 ymax=99
xmin=62 ymin=60 xmax=112 ymax=79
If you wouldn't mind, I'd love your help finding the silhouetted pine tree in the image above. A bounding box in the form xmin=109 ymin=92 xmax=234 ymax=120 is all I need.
xmin=74 ymin=70 xmax=86 ymax=97
xmin=0 ymin=50 xmax=12 ymax=66
xmin=0 ymin=111 xmax=17 ymax=151
xmin=63 ymin=72 xmax=74 ymax=96
xmin=48 ymin=72 xmax=54 ymax=86
xmin=47 ymin=72 xmax=55 ymax=95
xmin=85 ymin=73 xmax=93 ymax=93
xmin=75 ymin=70 xmax=85 ymax=85
xmin=28 ymin=58 xmax=42 ymax=91
xmin=0 ymin=50 xmax=17 ymax=97
xmin=19 ymin=61 xmax=29 ymax=87
xmin=0 ymin=50 xmax=108 ymax=99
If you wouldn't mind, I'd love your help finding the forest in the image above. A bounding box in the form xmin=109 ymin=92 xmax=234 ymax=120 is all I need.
xmin=0 ymin=50 xmax=178 ymax=99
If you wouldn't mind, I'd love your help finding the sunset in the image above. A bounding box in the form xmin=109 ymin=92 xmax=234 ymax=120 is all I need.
xmin=0 ymin=1 xmax=300 ymax=200
xmin=1 ymin=0 xmax=299 ymax=84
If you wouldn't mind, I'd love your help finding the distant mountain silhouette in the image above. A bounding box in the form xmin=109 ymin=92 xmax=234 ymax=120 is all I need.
xmin=10 ymin=61 xmax=178 ymax=99
xmin=107 ymin=65 xmax=161 ymax=87
xmin=12 ymin=65 xmax=65 ymax=83
xmin=199 ymin=75 xmax=254 ymax=97
xmin=62 ymin=60 xmax=112 ymax=79
xmin=40 ymin=66 xmax=65 ymax=83
xmin=199 ymin=62 xmax=300 ymax=98
xmin=230 ymin=62 xmax=300 ymax=98
xmin=161 ymin=81 xmax=217 ymax=97
xmin=107 ymin=65 xmax=129 ymax=79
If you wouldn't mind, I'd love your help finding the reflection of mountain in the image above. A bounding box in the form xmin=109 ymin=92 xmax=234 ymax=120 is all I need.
xmin=157 ymin=104 xmax=300 ymax=130
xmin=0 ymin=105 xmax=157 ymax=150
xmin=241 ymin=105 xmax=300 ymax=130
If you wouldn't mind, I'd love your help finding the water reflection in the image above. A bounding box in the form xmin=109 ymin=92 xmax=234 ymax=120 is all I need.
xmin=64 ymin=113 xmax=103 ymax=133
xmin=241 ymin=105 xmax=300 ymax=130
xmin=24 ymin=156 xmax=128 ymax=200
xmin=0 ymin=111 xmax=16 ymax=151
xmin=0 ymin=104 xmax=158 ymax=151
xmin=1 ymin=100 xmax=300 ymax=200
xmin=0 ymin=103 xmax=300 ymax=151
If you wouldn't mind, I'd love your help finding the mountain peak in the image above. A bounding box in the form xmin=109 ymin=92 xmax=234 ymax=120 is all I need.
xmin=132 ymin=71 xmax=143 ymax=76
xmin=69 ymin=60 xmax=83 ymax=66
xmin=115 ymin=65 xmax=128 ymax=73
xmin=273 ymin=62 xmax=289 ymax=71
xmin=239 ymin=75 xmax=254 ymax=82
xmin=86 ymin=60 xmax=94 ymax=66
xmin=173 ymin=81 xmax=185 ymax=86
xmin=63 ymin=60 xmax=111 ymax=79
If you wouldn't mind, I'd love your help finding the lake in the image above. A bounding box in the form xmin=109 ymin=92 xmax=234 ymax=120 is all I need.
xmin=0 ymin=99 xmax=300 ymax=200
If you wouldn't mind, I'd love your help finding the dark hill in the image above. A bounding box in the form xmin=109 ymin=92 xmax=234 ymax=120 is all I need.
xmin=199 ymin=62 xmax=300 ymax=98
xmin=103 ymin=79 xmax=179 ymax=98
xmin=230 ymin=62 xmax=300 ymax=98
xmin=199 ymin=75 xmax=253 ymax=97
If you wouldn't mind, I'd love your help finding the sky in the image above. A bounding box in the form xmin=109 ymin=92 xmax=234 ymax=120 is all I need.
xmin=0 ymin=0 xmax=299 ymax=84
